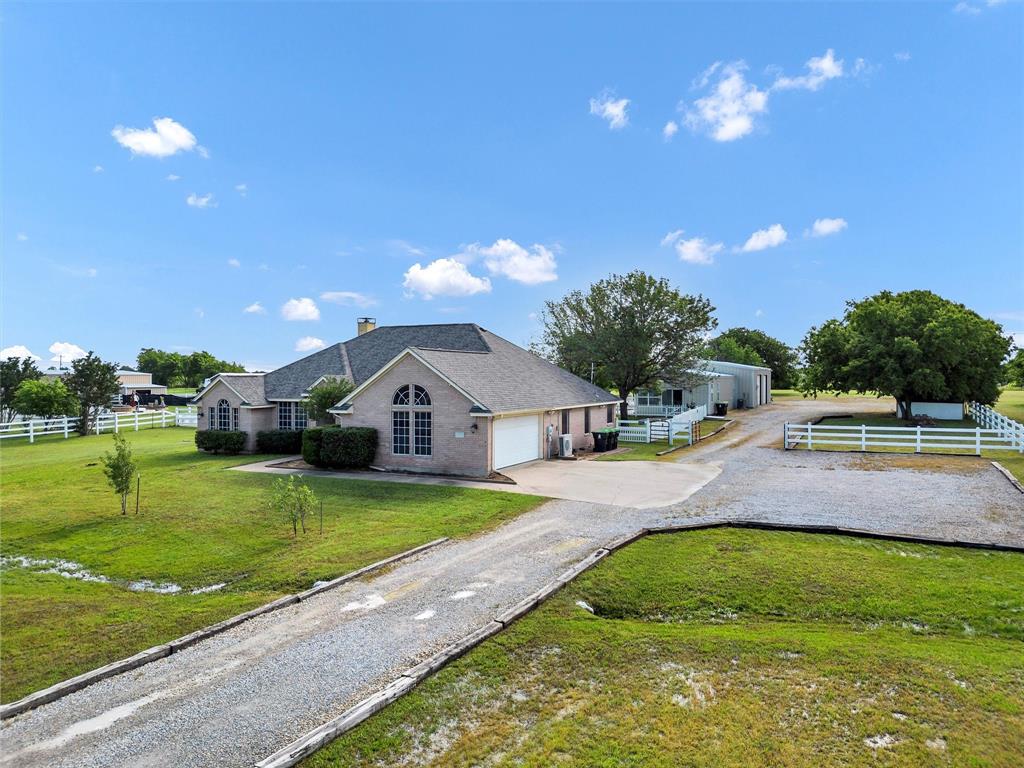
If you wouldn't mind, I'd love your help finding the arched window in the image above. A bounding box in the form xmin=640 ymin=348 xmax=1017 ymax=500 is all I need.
xmin=216 ymin=399 xmax=232 ymax=431
xmin=392 ymin=385 xmax=431 ymax=457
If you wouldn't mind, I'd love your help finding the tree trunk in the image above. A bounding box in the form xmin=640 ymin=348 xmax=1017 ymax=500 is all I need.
xmin=619 ymin=392 xmax=630 ymax=420
xmin=121 ymin=493 xmax=127 ymax=515
xmin=902 ymin=398 xmax=913 ymax=420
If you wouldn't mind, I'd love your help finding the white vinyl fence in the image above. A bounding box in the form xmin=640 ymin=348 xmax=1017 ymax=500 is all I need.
xmin=785 ymin=420 xmax=1023 ymax=455
xmin=1 ymin=408 xmax=197 ymax=443
xmin=619 ymin=405 xmax=708 ymax=446
xmin=968 ymin=401 xmax=1024 ymax=449
xmin=616 ymin=419 xmax=651 ymax=443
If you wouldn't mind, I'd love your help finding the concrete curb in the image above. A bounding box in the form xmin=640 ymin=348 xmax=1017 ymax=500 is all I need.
xmin=251 ymin=521 xmax=1024 ymax=767
xmin=991 ymin=461 xmax=1024 ymax=494
xmin=0 ymin=537 xmax=449 ymax=721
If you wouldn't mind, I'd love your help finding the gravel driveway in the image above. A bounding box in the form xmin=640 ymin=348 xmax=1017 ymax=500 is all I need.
xmin=2 ymin=397 xmax=1020 ymax=768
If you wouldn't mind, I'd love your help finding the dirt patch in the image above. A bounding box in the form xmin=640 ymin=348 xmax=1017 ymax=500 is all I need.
xmin=847 ymin=454 xmax=988 ymax=475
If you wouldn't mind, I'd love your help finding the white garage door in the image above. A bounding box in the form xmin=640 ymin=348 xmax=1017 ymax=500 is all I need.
xmin=493 ymin=415 xmax=541 ymax=469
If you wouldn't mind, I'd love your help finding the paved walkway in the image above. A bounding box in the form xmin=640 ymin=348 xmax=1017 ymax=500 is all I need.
xmin=2 ymin=397 xmax=1021 ymax=768
xmin=233 ymin=455 xmax=722 ymax=509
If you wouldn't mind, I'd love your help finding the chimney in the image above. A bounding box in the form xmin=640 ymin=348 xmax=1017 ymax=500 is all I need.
xmin=357 ymin=317 xmax=377 ymax=336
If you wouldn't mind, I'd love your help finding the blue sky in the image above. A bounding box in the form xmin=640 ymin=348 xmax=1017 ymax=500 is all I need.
xmin=4 ymin=1 xmax=1022 ymax=372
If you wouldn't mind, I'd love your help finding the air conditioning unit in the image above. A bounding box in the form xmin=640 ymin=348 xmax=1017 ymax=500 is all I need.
xmin=559 ymin=433 xmax=573 ymax=457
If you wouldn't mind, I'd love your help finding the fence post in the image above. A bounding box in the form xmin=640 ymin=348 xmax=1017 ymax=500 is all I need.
xmin=28 ymin=420 xmax=34 ymax=444
xmin=135 ymin=412 xmax=140 ymax=431
xmin=915 ymin=426 xmax=921 ymax=453
xmin=975 ymin=427 xmax=981 ymax=456
xmin=64 ymin=417 xmax=70 ymax=439
xmin=784 ymin=423 xmax=789 ymax=450
xmin=806 ymin=422 xmax=813 ymax=450
xmin=95 ymin=413 xmax=100 ymax=435
xmin=861 ymin=424 xmax=866 ymax=451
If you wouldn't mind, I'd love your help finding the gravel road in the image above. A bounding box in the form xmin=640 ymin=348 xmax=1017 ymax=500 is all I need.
xmin=2 ymin=397 xmax=1020 ymax=768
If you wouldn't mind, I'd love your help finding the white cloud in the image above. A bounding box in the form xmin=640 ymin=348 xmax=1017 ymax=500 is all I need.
xmin=772 ymin=49 xmax=844 ymax=92
xmin=390 ymin=239 xmax=426 ymax=257
xmin=257 ymin=263 xmax=270 ymax=271
xmin=93 ymin=165 xmax=104 ymax=173
xmin=186 ymin=192 xmax=216 ymax=209
xmin=243 ymin=302 xmax=266 ymax=314
xmin=954 ymin=1 xmax=982 ymax=13
xmin=235 ymin=183 xmax=247 ymax=197
xmin=86 ymin=267 xmax=98 ymax=278
xmin=684 ymin=62 xmax=769 ymax=142
xmin=166 ymin=174 xmax=181 ymax=181
xmin=663 ymin=121 xmax=679 ymax=141
xmin=281 ymin=297 xmax=320 ymax=321
xmin=1 ymin=345 xmax=40 ymax=361
xmin=463 ymin=239 xmax=558 ymax=285
xmin=48 ymin=342 xmax=87 ymax=365
xmin=194 ymin=307 xmax=205 ymax=319
xmin=403 ymin=258 xmax=492 ymax=299
xmin=111 ymin=117 xmax=198 ymax=158
xmin=320 ymin=291 xmax=377 ymax=308
xmin=295 ymin=336 xmax=326 ymax=353
xmin=894 ymin=51 xmax=912 ymax=62
xmin=755 ymin=309 xmax=765 ymax=318
xmin=661 ymin=230 xmax=724 ymax=265
xmin=740 ymin=224 xmax=788 ymax=252
xmin=807 ymin=217 xmax=848 ymax=237
xmin=589 ymin=91 xmax=630 ymax=130
xmin=227 ymin=258 xmax=241 ymax=268
xmin=16 ymin=233 xmax=28 ymax=242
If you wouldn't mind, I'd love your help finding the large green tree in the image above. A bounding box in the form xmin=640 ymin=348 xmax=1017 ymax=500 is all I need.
xmin=137 ymin=348 xmax=245 ymax=388
xmin=65 ymin=353 xmax=120 ymax=435
xmin=536 ymin=271 xmax=717 ymax=418
xmin=0 ymin=356 xmax=42 ymax=422
xmin=1004 ymin=349 xmax=1024 ymax=388
xmin=709 ymin=327 xmax=801 ymax=389
xmin=11 ymin=379 xmax=78 ymax=425
xmin=801 ymin=290 xmax=1011 ymax=418
xmin=707 ymin=336 xmax=765 ymax=368
xmin=302 ymin=379 xmax=354 ymax=424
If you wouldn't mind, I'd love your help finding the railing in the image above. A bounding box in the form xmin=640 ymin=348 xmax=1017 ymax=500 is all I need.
xmin=0 ymin=408 xmax=197 ymax=443
xmin=616 ymin=419 xmax=651 ymax=444
xmin=784 ymin=421 xmax=1022 ymax=454
xmin=633 ymin=404 xmax=686 ymax=417
xmin=968 ymin=401 xmax=1024 ymax=449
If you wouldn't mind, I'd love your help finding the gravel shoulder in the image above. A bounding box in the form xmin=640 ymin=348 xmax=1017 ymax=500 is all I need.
xmin=2 ymin=397 xmax=1021 ymax=768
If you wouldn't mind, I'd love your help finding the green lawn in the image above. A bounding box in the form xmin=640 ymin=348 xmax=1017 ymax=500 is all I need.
xmin=0 ymin=429 xmax=543 ymax=702
xmin=307 ymin=529 xmax=1024 ymax=768
xmin=995 ymin=386 xmax=1024 ymax=423
xmin=167 ymin=387 xmax=197 ymax=395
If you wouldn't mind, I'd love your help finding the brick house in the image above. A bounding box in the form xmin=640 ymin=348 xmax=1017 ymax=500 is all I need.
xmin=192 ymin=321 xmax=619 ymax=476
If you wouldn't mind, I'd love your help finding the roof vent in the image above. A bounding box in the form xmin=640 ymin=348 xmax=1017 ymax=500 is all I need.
xmin=357 ymin=317 xmax=376 ymax=336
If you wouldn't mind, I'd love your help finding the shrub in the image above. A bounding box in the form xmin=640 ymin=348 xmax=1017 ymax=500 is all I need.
xmin=195 ymin=430 xmax=247 ymax=454
xmin=302 ymin=426 xmax=329 ymax=467
xmin=256 ymin=429 xmax=304 ymax=454
xmin=321 ymin=427 xmax=377 ymax=469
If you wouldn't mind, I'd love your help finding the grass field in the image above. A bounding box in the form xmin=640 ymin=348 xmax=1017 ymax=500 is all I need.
xmin=0 ymin=429 xmax=543 ymax=702
xmin=307 ymin=529 xmax=1024 ymax=768
xmin=995 ymin=386 xmax=1024 ymax=422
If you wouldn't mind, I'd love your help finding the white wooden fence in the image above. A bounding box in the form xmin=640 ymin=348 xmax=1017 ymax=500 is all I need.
xmin=968 ymin=401 xmax=1024 ymax=449
xmin=0 ymin=408 xmax=197 ymax=443
xmin=784 ymin=421 xmax=1022 ymax=455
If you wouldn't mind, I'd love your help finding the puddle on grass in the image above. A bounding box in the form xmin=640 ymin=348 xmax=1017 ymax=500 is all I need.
xmin=414 ymin=609 xmax=436 ymax=621
xmin=340 ymin=594 xmax=387 ymax=612
xmin=18 ymin=692 xmax=163 ymax=756
xmin=449 ymin=590 xmax=477 ymax=600
xmin=0 ymin=555 xmax=226 ymax=596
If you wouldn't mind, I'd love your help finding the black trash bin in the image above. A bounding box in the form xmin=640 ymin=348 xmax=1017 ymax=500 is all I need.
xmin=737 ymin=397 xmax=746 ymax=409
xmin=714 ymin=401 xmax=728 ymax=417
xmin=592 ymin=431 xmax=607 ymax=452
xmin=610 ymin=429 xmax=619 ymax=449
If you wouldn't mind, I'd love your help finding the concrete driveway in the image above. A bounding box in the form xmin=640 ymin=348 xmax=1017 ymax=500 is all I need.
xmin=501 ymin=459 xmax=721 ymax=508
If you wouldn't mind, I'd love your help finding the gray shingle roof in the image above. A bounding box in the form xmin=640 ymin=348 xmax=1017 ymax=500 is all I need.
xmin=213 ymin=374 xmax=267 ymax=405
xmin=209 ymin=323 xmax=617 ymax=413
xmin=264 ymin=343 xmax=348 ymax=400
xmin=412 ymin=330 xmax=618 ymax=413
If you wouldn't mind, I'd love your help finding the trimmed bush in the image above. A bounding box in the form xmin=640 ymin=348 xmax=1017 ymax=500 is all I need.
xmin=195 ymin=430 xmax=247 ymax=455
xmin=302 ymin=426 xmax=329 ymax=467
xmin=256 ymin=429 xmax=304 ymax=454
xmin=321 ymin=427 xmax=378 ymax=469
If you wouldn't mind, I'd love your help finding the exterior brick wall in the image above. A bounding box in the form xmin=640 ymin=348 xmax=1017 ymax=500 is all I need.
xmin=337 ymin=355 xmax=490 ymax=477
xmin=195 ymin=380 xmax=277 ymax=452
